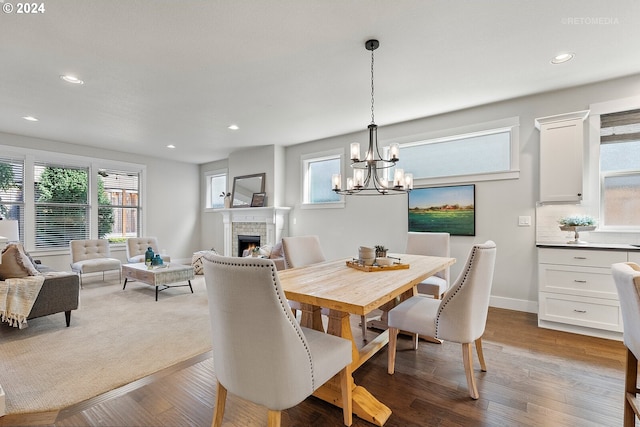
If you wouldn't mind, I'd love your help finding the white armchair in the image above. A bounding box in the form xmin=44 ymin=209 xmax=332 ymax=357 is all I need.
xmin=387 ymin=240 xmax=497 ymax=399
xmin=125 ymin=237 xmax=171 ymax=263
xmin=69 ymin=239 xmax=121 ymax=287
xmin=203 ymin=253 xmax=353 ymax=427
xmin=612 ymin=262 xmax=640 ymax=427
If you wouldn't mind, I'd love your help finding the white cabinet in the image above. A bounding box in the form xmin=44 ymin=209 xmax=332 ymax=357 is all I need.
xmin=535 ymin=110 xmax=589 ymax=203
xmin=538 ymin=247 xmax=626 ymax=340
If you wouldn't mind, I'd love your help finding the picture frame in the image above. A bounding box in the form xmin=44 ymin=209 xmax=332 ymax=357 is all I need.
xmin=408 ymin=184 xmax=475 ymax=236
xmin=250 ymin=192 xmax=266 ymax=207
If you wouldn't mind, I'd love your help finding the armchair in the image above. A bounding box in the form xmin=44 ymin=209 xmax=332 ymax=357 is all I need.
xmin=387 ymin=240 xmax=497 ymax=399
xmin=125 ymin=237 xmax=171 ymax=263
xmin=69 ymin=239 xmax=121 ymax=287
xmin=612 ymin=262 xmax=640 ymax=427
xmin=202 ymin=253 xmax=353 ymax=427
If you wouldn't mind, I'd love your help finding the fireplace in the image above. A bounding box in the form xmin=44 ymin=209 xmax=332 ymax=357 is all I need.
xmin=220 ymin=207 xmax=291 ymax=257
xmin=238 ymin=235 xmax=260 ymax=257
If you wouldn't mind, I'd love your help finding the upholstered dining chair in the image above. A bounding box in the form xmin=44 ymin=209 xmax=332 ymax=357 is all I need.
xmin=612 ymin=262 xmax=640 ymax=427
xmin=202 ymin=253 xmax=353 ymax=427
xmin=281 ymin=235 xmax=330 ymax=327
xmin=125 ymin=236 xmax=171 ymax=263
xmin=69 ymin=239 xmax=122 ymax=287
xmin=387 ymin=240 xmax=497 ymax=400
xmin=405 ymin=232 xmax=451 ymax=299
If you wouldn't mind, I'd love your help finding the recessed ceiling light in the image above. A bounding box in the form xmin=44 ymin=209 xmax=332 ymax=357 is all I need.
xmin=551 ymin=53 xmax=575 ymax=64
xmin=60 ymin=75 xmax=84 ymax=84
xmin=22 ymin=116 xmax=39 ymax=121
xmin=228 ymin=124 xmax=239 ymax=130
xmin=166 ymin=144 xmax=176 ymax=149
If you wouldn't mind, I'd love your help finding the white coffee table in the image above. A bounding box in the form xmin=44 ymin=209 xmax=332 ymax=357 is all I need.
xmin=122 ymin=263 xmax=194 ymax=301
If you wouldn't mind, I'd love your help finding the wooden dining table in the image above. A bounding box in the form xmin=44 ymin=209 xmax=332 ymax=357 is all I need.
xmin=278 ymin=253 xmax=456 ymax=426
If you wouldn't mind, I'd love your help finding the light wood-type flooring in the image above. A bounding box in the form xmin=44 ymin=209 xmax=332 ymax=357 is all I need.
xmin=0 ymin=308 xmax=629 ymax=427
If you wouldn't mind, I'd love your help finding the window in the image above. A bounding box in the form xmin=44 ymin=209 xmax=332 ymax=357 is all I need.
xmin=0 ymin=156 xmax=25 ymax=241
xmin=0 ymin=145 xmax=145 ymax=251
xmin=206 ymin=171 xmax=228 ymax=209
xmin=100 ymin=169 xmax=140 ymax=242
xmin=34 ymin=162 xmax=90 ymax=249
xmin=400 ymin=128 xmax=516 ymax=184
xmin=599 ymin=109 xmax=640 ymax=229
xmin=302 ymin=153 xmax=341 ymax=205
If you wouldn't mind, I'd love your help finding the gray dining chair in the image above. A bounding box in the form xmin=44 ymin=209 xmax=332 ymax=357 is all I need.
xmin=612 ymin=262 xmax=640 ymax=427
xmin=387 ymin=240 xmax=496 ymax=399
xmin=203 ymin=253 xmax=353 ymax=427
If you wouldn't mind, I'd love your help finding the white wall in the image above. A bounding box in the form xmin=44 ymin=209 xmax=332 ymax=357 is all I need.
xmin=281 ymin=73 xmax=640 ymax=313
xmin=0 ymin=132 xmax=201 ymax=271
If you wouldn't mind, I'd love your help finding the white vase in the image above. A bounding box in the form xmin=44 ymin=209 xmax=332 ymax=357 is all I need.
xmin=224 ymin=197 xmax=231 ymax=209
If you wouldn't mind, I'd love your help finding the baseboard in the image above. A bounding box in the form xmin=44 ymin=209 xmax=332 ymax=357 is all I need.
xmin=489 ymin=295 xmax=537 ymax=313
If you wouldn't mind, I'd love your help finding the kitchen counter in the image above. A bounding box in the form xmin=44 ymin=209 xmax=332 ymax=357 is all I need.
xmin=536 ymin=242 xmax=640 ymax=251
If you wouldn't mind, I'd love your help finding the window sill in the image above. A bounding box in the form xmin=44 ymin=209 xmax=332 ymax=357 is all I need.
xmin=300 ymin=201 xmax=345 ymax=210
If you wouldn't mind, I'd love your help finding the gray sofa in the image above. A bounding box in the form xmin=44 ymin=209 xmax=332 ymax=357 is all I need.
xmin=27 ymin=262 xmax=80 ymax=327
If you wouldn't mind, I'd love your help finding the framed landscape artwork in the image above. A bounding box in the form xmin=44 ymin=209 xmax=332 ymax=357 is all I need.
xmin=408 ymin=184 xmax=475 ymax=236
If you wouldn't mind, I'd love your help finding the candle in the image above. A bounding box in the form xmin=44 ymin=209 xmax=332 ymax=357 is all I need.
xmin=390 ymin=143 xmax=400 ymax=161
xmin=394 ymin=168 xmax=405 ymax=188
xmin=332 ymin=174 xmax=341 ymax=190
xmin=350 ymin=143 xmax=360 ymax=161
xmin=405 ymin=173 xmax=413 ymax=190
xmin=354 ymin=169 xmax=364 ymax=187
xmin=346 ymin=177 xmax=354 ymax=190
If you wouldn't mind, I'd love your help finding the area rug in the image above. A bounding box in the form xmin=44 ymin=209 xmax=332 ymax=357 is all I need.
xmin=0 ymin=273 xmax=212 ymax=414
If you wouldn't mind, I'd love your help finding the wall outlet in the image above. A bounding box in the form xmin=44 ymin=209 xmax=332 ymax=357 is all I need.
xmin=518 ymin=216 xmax=531 ymax=226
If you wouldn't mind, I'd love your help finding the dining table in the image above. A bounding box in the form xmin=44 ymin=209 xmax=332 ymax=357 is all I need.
xmin=278 ymin=253 xmax=456 ymax=426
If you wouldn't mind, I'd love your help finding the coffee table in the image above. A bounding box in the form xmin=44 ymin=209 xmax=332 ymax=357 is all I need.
xmin=122 ymin=263 xmax=194 ymax=301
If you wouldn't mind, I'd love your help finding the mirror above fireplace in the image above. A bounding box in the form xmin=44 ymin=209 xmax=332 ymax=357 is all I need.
xmin=231 ymin=173 xmax=265 ymax=208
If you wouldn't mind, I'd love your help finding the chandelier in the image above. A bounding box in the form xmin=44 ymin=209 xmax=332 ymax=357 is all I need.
xmin=332 ymin=39 xmax=412 ymax=196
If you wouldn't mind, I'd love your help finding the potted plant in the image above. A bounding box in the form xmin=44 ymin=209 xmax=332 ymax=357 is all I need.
xmin=375 ymin=245 xmax=388 ymax=258
xmin=558 ymin=215 xmax=596 ymax=245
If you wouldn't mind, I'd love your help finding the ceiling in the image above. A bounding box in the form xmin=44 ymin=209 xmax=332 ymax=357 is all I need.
xmin=1 ymin=1 xmax=640 ymax=164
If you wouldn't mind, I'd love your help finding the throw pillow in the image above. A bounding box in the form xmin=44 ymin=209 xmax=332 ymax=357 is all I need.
xmin=0 ymin=243 xmax=40 ymax=280
xmin=191 ymin=248 xmax=218 ymax=275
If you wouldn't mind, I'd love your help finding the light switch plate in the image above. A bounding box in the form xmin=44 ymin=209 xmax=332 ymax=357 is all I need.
xmin=518 ymin=216 xmax=531 ymax=226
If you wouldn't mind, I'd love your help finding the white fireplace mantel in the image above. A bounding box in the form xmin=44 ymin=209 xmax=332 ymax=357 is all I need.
xmin=219 ymin=207 xmax=291 ymax=256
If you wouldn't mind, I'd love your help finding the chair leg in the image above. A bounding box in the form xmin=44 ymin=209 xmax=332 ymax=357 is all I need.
xmin=267 ymin=410 xmax=281 ymax=427
xmin=388 ymin=327 xmax=399 ymax=374
xmin=339 ymin=364 xmax=353 ymax=426
xmin=361 ymin=315 xmax=367 ymax=341
xmin=624 ymin=347 xmax=640 ymax=427
xmin=462 ymin=342 xmax=479 ymax=399
xmin=475 ymin=338 xmax=487 ymax=372
xmin=412 ymin=333 xmax=418 ymax=350
xmin=212 ymin=382 xmax=227 ymax=427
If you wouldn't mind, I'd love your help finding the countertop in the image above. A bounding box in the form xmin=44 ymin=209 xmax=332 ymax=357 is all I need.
xmin=536 ymin=242 xmax=640 ymax=251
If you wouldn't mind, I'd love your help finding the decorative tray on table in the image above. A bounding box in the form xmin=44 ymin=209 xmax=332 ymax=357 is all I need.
xmin=345 ymin=260 xmax=410 ymax=272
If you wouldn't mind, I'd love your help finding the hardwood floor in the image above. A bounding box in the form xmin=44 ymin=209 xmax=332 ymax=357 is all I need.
xmin=1 ymin=308 xmax=627 ymax=427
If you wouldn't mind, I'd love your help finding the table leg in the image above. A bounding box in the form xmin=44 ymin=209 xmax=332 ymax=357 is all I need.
xmin=155 ymin=286 xmax=159 ymax=301
xmin=122 ymin=277 xmax=128 ymax=290
xmin=299 ymin=303 xmax=323 ymax=332
xmin=312 ymin=309 xmax=392 ymax=426
xmin=188 ymin=280 xmax=193 ymax=294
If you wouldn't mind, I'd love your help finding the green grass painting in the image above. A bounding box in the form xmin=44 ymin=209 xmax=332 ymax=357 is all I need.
xmin=408 ymin=185 xmax=475 ymax=236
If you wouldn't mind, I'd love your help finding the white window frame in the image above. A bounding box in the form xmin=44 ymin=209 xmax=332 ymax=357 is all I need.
xmin=588 ymin=96 xmax=640 ymax=233
xmin=300 ymin=149 xmax=345 ymax=209
xmin=0 ymin=144 xmax=145 ymax=254
xmin=204 ymin=168 xmax=228 ymax=211
xmin=387 ymin=116 xmax=520 ymax=187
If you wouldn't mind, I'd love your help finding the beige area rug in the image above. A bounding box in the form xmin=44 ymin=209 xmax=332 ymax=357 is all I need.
xmin=0 ymin=273 xmax=212 ymax=414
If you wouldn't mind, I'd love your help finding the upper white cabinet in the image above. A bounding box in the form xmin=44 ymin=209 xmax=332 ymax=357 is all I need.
xmin=535 ymin=110 xmax=589 ymax=203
